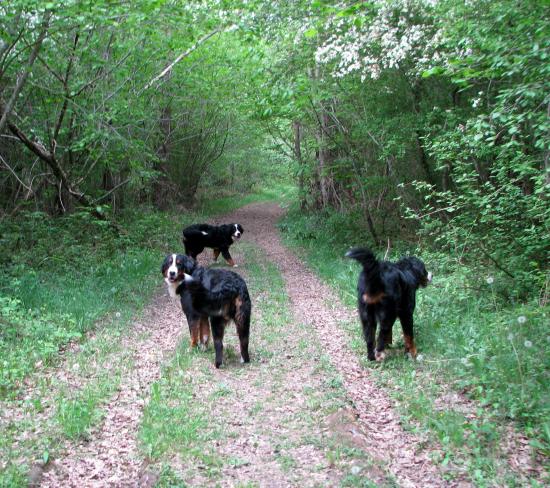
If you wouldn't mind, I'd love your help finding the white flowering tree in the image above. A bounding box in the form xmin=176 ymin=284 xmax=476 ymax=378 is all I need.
xmin=314 ymin=0 xmax=444 ymax=82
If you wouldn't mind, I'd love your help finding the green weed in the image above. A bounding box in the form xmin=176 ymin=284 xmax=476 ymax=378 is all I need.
xmin=55 ymin=368 xmax=122 ymax=439
xmin=138 ymin=347 xmax=208 ymax=460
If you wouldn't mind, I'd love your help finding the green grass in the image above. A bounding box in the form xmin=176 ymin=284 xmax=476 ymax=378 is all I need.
xmin=55 ymin=368 xmax=123 ymax=439
xmin=279 ymin=204 xmax=550 ymax=486
xmin=0 ymin=208 xmax=177 ymax=399
xmin=139 ymin=347 xmax=210 ymax=461
xmin=137 ymin=244 xmax=286 ymax=481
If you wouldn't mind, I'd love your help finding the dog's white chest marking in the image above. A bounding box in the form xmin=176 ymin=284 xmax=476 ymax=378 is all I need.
xmin=165 ymin=279 xmax=179 ymax=297
xmin=201 ymin=231 xmax=208 ymax=235
xmin=165 ymin=254 xmax=180 ymax=298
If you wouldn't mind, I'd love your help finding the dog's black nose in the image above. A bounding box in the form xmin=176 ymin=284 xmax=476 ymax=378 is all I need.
xmin=169 ymin=271 xmax=176 ymax=277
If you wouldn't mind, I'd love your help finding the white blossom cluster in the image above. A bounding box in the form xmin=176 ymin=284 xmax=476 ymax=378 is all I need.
xmin=315 ymin=0 xmax=445 ymax=81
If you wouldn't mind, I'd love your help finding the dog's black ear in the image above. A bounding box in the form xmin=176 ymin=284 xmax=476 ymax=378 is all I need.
xmin=181 ymin=254 xmax=197 ymax=274
xmin=161 ymin=255 xmax=170 ymax=275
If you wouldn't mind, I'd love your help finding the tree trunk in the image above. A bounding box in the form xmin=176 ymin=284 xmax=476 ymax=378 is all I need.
xmin=315 ymin=107 xmax=338 ymax=208
xmin=6 ymin=117 xmax=108 ymax=222
xmin=292 ymin=120 xmax=306 ymax=210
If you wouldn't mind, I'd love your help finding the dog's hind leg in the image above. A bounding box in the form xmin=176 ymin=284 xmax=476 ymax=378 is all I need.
xmin=188 ymin=318 xmax=200 ymax=348
xmin=360 ymin=307 xmax=377 ymax=361
xmin=213 ymin=248 xmax=220 ymax=261
xmin=199 ymin=316 xmax=210 ymax=349
xmin=210 ymin=316 xmax=226 ymax=368
xmin=376 ymin=310 xmax=397 ymax=361
xmin=235 ymin=298 xmax=251 ymax=364
xmin=185 ymin=245 xmax=203 ymax=260
xmin=220 ymin=247 xmax=236 ymax=267
xmin=399 ymin=314 xmax=417 ymax=358
xmin=382 ymin=328 xmax=393 ymax=347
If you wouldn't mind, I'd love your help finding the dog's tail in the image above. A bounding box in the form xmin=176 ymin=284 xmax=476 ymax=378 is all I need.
xmin=346 ymin=247 xmax=385 ymax=295
xmin=345 ymin=247 xmax=378 ymax=269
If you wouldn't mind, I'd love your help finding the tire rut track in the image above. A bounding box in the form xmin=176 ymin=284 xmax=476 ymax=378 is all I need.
xmin=40 ymin=293 xmax=183 ymax=487
xmin=222 ymin=202 xmax=460 ymax=488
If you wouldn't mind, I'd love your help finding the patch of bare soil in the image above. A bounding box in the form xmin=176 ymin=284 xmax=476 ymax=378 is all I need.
xmin=172 ymin=320 xmax=348 ymax=487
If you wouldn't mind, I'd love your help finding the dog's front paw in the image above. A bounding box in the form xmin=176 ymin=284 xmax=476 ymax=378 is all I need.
xmin=375 ymin=350 xmax=386 ymax=362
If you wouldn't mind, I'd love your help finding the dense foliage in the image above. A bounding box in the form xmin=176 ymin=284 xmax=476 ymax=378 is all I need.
xmin=0 ymin=0 xmax=280 ymax=216
xmin=2 ymin=1 xmax=547 ymax=297
xmin=0 ymin=2 xmax=548 ymax=483
xmin=254 ymin=0 xmax=548 ymax=297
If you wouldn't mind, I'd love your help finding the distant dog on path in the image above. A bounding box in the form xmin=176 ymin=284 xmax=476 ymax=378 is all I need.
xmin=346 ymin=248 xmax=432 ymax=361
xmin=182 ymin=223 xmax=244 ymax=267
xmin=162 ymin=253 xmax=252 ymax=368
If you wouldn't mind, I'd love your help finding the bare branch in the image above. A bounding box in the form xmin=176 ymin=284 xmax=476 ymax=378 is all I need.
xmin=0 ymin=153 xmax=32 ymax=191
xmin=93 ymin=178 xmax=131 ymax=203
xmin=142 ymin=28 xmax=222 ymax=92
xmin=0 ymin=12 xmax=51 ymax=134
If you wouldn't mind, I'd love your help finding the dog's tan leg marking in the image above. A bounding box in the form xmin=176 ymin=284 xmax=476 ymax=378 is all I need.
xmin=234 ymin=296 xmax=243 ymax=324
xmin=362 ymin=292 xmax=386 ymax=305
xmin=190 ymin=321 xmax=200 ymax=348
xmin=404 ymin=335 xmax=417 ymax=358
xmin=200 ymin=317 xmax=210 ymax=347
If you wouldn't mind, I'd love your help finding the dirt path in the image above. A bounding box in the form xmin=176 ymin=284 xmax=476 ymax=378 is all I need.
xmin=219 ymin=202 xmax=452 ymax=488
xmin=3 ymin=198 xmax=543 ymax=488
xmin=39 ymin=294 xmax=184 ymax=487
xmin=29 ymin=201 xmax=481 ymax=487
xmin=4 ymin=200 xmax=544 ymax=487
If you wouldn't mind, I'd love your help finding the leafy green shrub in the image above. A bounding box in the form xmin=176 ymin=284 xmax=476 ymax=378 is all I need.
xmin=412 ymin=0 xmax=550 ymax=298
xmin=0 ymin=207 xmax=177 ymax=398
